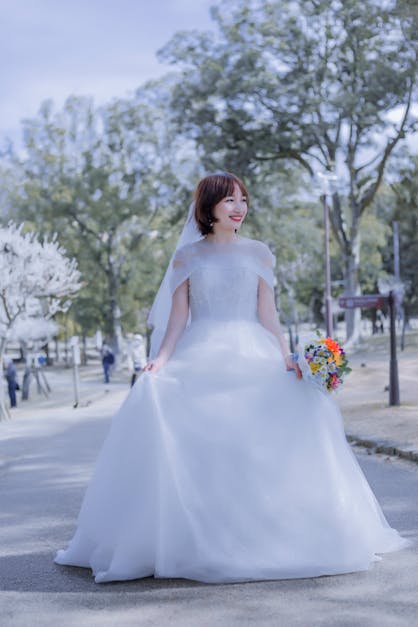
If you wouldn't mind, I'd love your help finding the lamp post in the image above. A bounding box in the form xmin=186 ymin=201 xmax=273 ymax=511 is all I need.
xmin=317 ymin=170 xmax=337 ymax=338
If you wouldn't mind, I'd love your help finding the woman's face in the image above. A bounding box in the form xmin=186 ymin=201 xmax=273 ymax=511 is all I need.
xmin=212 ymin=183 xmax=248 ymax=232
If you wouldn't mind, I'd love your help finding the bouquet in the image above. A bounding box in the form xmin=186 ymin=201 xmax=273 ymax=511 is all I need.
xmin=295 ymin=332 xmax=351 ymax=394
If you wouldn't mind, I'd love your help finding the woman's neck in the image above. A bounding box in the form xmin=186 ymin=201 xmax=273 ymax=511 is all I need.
xmin=205 ymin=230 xmax=239 ymax=245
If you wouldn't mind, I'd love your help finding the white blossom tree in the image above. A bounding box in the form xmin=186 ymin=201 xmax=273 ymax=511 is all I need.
xmin=0 ymin=223 xmax=82 ymax=418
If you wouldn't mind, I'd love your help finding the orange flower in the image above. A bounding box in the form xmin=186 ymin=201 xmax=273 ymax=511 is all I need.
xmin=325 ymin=338 xmax=341 ymax=353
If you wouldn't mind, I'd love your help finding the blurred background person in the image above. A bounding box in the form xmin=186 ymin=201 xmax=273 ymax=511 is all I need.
xmin=5 ymin=358 xmax=18 ymax=409
xmin=101 ymin=344 xmax=115 ymax=384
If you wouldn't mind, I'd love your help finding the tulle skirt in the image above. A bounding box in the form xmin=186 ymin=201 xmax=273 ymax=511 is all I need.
xmin=55 ymin=319 xmax=412 ymax=583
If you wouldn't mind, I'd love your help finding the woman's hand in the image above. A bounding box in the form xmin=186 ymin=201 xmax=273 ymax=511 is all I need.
xmin=143 ymin=356 xmax=167 ymax=374
xmin=285 ymin=354 xmax=303 ymax=380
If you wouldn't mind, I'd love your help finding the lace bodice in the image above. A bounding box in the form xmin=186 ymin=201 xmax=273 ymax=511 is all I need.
xmin=171 ymin=237 xmax=276 ymax=324
xmin=189 ymin=265 xmax=259 ymax=322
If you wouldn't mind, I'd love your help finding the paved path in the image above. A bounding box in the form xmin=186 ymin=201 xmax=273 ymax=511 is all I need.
xmin=3 ymin=362 xmax=128 ymax=416
xmin=1 ymin=389 xmax=417 ymax=626
xmin=6 ymin=329 xmax=418 ymax=465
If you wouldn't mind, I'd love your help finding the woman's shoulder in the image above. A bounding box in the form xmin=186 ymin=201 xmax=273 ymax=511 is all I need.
xmin=240 ymin=236 xmax=271 ymax=250
xmin=172 ymin=240 xmax=203 ymax=266
xmin=239 ymin=237 xmax=276 ymax=266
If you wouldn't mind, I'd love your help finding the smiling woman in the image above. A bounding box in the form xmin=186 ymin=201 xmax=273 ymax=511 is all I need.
xmin=193 ymin=171 xmax=249 ymax=236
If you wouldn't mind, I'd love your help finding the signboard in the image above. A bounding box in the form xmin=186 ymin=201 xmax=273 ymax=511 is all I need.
xmin=339 ymin=291 xmax=400 ymax=406
xmin=339 ymin=294 xmax=386 ymax=309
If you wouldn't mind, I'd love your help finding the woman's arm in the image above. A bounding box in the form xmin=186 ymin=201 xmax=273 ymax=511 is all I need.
xmin=258 ymin=277 xmax=302 ymax=379
xmin=144 ymin=279 xmax=189 ymax=374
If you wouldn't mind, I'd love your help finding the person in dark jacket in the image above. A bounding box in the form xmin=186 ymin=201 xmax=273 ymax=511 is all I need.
xmin=101 ymin=345 xmax=114 ymax=384
xmin=5 ymin=358 xmax=18 ymax=408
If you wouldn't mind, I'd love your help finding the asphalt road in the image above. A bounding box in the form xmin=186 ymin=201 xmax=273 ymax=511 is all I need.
xmin=1 ymin=394 xmax=417 ymax=627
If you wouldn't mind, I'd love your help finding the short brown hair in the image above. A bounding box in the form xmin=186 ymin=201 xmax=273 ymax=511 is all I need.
xmin=194 ymin=172 xmax=249 ymax=236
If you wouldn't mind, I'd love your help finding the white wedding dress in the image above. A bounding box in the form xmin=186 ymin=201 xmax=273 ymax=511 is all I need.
xmin=55 ymin=237 xmax=412 ymax=583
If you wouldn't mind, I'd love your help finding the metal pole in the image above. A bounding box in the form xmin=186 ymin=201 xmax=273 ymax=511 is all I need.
xmin=393 ymin=221 xmax=400 ymax=282
xmin=393 ymin=220 xmax=404 ymax=345
xmin=72 ymin=356 xmax=80 ymax=408
xmin=71 ymin=337 xmax=81 ymax=409
xmin=388 ymin=291 xmax=400 ymax=406
xmin=73 ymin=364 xmax=80 ymax=409
xmin=323 ymin=193 xmax=333 ymax=337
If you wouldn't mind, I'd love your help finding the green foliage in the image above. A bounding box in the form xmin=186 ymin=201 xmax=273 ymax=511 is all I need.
xmin=8 ymin=87 xmax=200 ymax=340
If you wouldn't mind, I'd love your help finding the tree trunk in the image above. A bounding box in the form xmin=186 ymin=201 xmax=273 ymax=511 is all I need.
xmin=0 ymin=339 xmax=11 ymax=420
xmin=20 ymin=342 xmax=31 ymax=401
xmin=64 ymin=320 xmax=69 ymax=367
xmin=44 ymin=342 xmax=52 ymax=366
xmin=108 ymin=268 xmax=124 ymax=357
xmin=81 ymin=333 xmax=88 ymax=365
xmin=22 ymin=366 xmax=31 ymax=401
xmin=343 ymin=234 xmax=362 ymax=343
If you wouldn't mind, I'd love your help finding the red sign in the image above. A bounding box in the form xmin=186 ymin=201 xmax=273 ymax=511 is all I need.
xmin=339 ymin=294 xmax=386 ymax=309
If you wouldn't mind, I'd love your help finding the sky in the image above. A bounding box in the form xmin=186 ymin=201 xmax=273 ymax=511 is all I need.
xmin=1 ymin=0 xmax=416 ymax=156
xmin=0 ymin=0 xmax=214 ymax=148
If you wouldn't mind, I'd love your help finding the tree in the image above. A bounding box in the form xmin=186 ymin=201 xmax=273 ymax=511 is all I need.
xmin=160 ymin=0 xmax=417 ymax=340
xmin=0 ymin=223 xmax=82 ymax=418
xmin=11 ymin=87 xmax=200 ymax=350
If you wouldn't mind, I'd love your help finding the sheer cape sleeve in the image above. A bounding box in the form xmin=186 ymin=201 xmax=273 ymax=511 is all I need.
xmin=169 ymin=244 xmax=197 ymax=294
xmin=147 ymin=244 xmax=195 ymax=360
xmin=250 ymin=240 xmax=276 ymax=292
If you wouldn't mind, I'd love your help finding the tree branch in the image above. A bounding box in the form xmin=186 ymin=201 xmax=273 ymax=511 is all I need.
xmin=253 ymin=150 xmax=314 ymax=176
xmin=0 ymin=291 xmax=23 ymax=326
xmin=67 ymin=209 xmax=103 ymax=244
xmin=328 ymin=193 xmax=349 ymax=251
xmin=360 ymin=74 xmax=415 ymax=211
xmin=354 ymin=151 xmax=381 ymax=174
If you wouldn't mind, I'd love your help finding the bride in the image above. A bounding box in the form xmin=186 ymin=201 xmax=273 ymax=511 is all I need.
xmin=55 ymin=171 xmax=412 ymax=584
